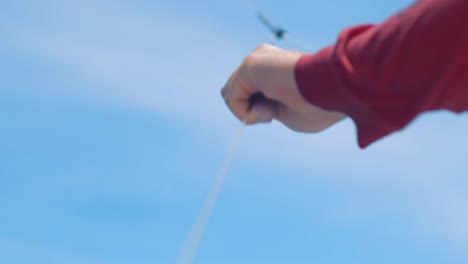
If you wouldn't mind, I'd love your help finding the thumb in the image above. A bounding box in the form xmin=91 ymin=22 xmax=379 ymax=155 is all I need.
xmin=247 ymin=98 xmax=279 ymax=124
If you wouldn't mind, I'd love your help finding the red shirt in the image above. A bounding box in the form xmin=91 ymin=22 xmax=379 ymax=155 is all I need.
xmin=295 ymin=0 xmax=468 ymax=148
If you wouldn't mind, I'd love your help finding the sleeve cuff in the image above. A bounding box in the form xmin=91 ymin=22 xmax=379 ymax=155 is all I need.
xmin=294 ymin=46 xmax=397 ymax=148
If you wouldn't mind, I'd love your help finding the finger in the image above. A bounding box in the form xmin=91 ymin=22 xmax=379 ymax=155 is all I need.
xmin=247 ymin=97 xmax=280 ymax=124
xmin=221 ymin=67 xmax=239 ymax=100
xmin=221 ymin=69 xmax=257 ymax=122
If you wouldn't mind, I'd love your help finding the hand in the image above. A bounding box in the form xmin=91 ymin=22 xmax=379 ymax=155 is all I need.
xmin=221 ymin=44 xmax=346 ymax=133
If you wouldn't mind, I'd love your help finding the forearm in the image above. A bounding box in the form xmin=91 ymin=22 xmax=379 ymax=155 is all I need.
xmin=295 ymin=0 xmax=468 ymax=148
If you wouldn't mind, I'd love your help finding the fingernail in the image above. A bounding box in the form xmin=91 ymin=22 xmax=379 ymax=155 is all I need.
xmin=246 ymin=112 xmax=257 ymax=124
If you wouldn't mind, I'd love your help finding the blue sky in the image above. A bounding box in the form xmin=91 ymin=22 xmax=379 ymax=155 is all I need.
xmin=1 ymin=0 xmax=468 ymax=263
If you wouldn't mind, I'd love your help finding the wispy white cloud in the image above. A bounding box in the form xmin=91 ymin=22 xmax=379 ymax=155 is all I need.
xmin=5 ymin=0 xmax=253 ymax=126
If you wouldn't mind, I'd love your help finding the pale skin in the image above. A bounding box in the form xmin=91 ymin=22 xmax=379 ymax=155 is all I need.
xmin=221 ymin=44 xmax=347 ymax=133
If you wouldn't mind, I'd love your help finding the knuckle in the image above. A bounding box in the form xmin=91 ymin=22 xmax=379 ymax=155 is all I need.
xmin=243 ymin=54 xmax=255 ymax=65
xmin=221 ymin=88 xmax=227 ymax=99
xmin=256 ymin=43 xmax=272 ymax=51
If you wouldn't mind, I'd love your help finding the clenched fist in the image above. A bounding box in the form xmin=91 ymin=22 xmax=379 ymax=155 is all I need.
xmin=221 ymin=44 xmax=346 ymax=132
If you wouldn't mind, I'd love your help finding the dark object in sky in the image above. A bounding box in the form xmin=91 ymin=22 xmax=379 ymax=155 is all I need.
xmin=257 ymin=12 xmax=287 ymax=40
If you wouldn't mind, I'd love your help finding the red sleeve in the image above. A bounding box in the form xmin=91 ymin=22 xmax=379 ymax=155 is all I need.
xmin=295 ymin=0 xmax=468 ymax=148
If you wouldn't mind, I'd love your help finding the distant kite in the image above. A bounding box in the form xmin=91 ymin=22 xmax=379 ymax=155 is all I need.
xmin=244 ymin=0 xmax=309 ymax=49
xmin=244 ymin=0 xmax=287 ymax=42
xmin=256 ymin=12 xmax=287 ymax=40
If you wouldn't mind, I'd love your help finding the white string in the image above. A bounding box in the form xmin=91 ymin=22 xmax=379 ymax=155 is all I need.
xmin=176 ymin=2 xmax=311 ymax=263
xmin=176 ymin=118 xmax=248 ymax=264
